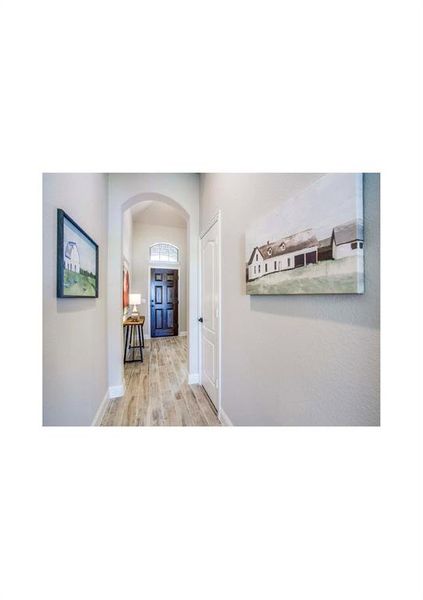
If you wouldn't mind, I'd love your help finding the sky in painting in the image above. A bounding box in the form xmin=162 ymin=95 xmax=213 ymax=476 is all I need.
xmin=63 ymin=218 xmax=97 ymax=274
xmin=245 ymin=174 xmax=363 ymax=259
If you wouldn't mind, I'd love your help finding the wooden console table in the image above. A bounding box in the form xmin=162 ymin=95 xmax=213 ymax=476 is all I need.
xmin=123 ymin=316 xmax=145 ymax=363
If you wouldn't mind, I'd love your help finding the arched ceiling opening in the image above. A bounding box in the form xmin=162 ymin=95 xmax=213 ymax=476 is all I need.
xmin=122 ymin=192 xmax=189 ymax=223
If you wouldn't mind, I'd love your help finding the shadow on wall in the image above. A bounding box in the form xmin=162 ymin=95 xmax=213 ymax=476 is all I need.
xmin=241 ymin=173 xmax=380 ymax=331
xmin=248 ymin=293 xmax=379 ymax=330
xmin=56 ymin=298 xmax=98 ymax=313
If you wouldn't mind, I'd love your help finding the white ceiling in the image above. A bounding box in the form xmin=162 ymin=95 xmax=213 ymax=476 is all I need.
xmin=131 ymin=200 xmax=186 ymax=228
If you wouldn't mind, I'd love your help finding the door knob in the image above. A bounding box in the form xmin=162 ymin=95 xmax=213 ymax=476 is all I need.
xmin=198 ymin=317 xmax=203 ymax=323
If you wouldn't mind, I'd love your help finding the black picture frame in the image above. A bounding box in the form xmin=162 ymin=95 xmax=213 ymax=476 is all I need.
xmin=57 ymin=209 xmax=99 ymax=298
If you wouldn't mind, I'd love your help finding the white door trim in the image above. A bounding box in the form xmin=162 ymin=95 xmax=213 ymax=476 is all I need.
xmin=199 ymin=211 xmax=222 ymax=418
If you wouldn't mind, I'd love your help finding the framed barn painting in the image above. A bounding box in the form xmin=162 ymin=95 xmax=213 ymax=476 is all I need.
xmin=246 ymin=173 xmax=364 ymax=295
xmin=57 ymin=209 xmax=99 ymax=298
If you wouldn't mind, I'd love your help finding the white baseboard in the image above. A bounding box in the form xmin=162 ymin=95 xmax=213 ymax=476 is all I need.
xmin=218 ymin=408 xmax=233 ymax=426
xmin=92 ymin=390 xmax=110 ymax=426
xmin=179 ymin=331 xmax=187 ymax=337
xmin=109 ymin=384 xmax=125 ymax=399
xmin=188 ymin=373 xmax=200 ymax=385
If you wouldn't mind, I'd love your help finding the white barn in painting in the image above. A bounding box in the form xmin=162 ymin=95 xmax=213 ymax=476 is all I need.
xmin=245 ymin=174 xmax=364 ymax=294
xmin=331 ymin=219 xmax=364 ymax=260
xmin=247 ymin=219 xmax=364 ymax=282
xmin=64 ymin=241 xmax=80 ymax=273
xmin=247 ymin=229 xmax=319 ymax=281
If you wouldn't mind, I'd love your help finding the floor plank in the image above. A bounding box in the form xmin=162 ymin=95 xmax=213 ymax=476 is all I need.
xmin=100 ymin=336 xmax=221 ymax=427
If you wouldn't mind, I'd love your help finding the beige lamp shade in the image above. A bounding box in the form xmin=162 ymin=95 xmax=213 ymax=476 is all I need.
xmin=129 ymin=293 xmax=141 ymax=305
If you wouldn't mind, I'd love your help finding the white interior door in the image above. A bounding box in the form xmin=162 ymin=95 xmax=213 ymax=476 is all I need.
xmin=200 ymin=218 xmax=220 ymax=410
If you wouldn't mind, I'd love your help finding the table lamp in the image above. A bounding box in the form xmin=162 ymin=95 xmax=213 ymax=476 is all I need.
xmin=129 ymin=293 xmax=141 ymax=317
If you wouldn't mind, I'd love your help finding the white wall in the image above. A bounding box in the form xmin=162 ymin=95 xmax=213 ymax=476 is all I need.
xmin=132 ymin=222 xmax=188 ymax=336
xmin=122 ymin=207 xmax=133 ymax=269
xmin=122 ymin=207 xmax=133 ymax=319
xmin=200 ymin=173 xmax=380 ymax=426
xmin=107 ymin=174 xmax=200 ymax=394
xmin=43 ymin=173 xmax=109 ymax=425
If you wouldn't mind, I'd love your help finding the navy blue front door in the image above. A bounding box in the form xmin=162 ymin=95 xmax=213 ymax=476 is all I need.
xmin=150 ymin=268 xmax=178 ymax=337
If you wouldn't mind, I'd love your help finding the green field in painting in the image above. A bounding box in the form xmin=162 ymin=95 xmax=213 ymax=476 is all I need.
xmin=246 ymin=257 xmax=363 ymax=295
xmin=64 ymin=270 xmax=96 ymax=296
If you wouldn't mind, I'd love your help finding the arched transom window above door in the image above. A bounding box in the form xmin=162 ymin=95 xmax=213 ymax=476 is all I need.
xmin=149 ymin=242 xmax=179 ymax=263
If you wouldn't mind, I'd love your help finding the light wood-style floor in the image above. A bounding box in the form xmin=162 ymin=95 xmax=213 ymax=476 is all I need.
xmin=101 ymin=336 xmax=221 ymax=426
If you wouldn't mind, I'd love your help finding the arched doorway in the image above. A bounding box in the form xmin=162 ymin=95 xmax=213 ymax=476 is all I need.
xmin=124 ymin=196 xmax=188 ymax=339
xmin=107 ymin=177 xmax=200 ymax=399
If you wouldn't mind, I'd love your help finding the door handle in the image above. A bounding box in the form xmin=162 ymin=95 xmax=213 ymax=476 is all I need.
xmin=198 ymin=317 xmax=203 ymax=323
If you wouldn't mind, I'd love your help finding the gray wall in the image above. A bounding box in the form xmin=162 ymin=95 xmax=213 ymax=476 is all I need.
xmin=43 ymin=173 xmax=109 ymax=425
xmin=200 ymin=173 xmax=380 ymax=426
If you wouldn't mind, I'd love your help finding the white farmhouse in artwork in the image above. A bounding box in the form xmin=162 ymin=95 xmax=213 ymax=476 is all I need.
xmin=331 ymin=219 xmax=364 ymax=260
xmin=247 ymin=229 xmax=319 ymax=281
xmin=64 ymin=241 xmax=80 ymax=273
xmin=247 ymin=219 xmax=364 ymax=282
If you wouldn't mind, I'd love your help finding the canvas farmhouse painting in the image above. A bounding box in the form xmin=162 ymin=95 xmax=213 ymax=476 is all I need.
xmin=57 ymin=209 xmax=99 ymax=298
xmin=246 ymin=173 xmax=364 ymax=295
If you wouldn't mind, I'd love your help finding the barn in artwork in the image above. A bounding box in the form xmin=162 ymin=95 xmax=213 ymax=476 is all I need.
xmin=245 ymin=174 xmax=364 ymax=295
xmin=64 ymin=241 xmax=80 ymax=273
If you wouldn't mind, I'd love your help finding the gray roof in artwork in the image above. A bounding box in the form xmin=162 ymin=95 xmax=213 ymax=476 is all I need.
xmin=65 ymin=241 xmax=78 ymax=259
xmin=248 ymin=229 xmax=319 ymax=264
xmin=259 ymin=229 xmax=319 ymax=259
xmin=332 ymin=219 xmax=364 ymax=245
xmin=318 ymin=237 xmax=332 ymax=248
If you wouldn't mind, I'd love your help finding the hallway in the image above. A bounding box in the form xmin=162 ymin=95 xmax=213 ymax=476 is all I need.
xmin=101 ymin=337 xmax=221 ymax=426
xmin=43 ymin=172 xmax=379 ymax=427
